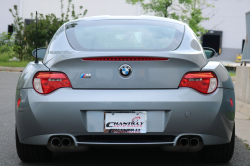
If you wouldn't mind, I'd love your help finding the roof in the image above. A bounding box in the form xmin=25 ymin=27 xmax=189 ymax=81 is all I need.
xmin=68 ymin=15 xmax=186 ymax=26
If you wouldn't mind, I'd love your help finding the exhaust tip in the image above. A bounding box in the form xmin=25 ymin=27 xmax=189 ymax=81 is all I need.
xmin=61 ymin=138 xmax=71 ymax=147
xmin=51 ymin=137 xmax=61 ymax=147
xmin=180 ymin=138 xmax=189 ymax=147
xmin=190 ymin=138 xmax=199 ymax=147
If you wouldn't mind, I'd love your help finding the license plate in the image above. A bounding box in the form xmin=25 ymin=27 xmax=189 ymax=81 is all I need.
xmin=104 ymin=111 xmax=147 ymax=133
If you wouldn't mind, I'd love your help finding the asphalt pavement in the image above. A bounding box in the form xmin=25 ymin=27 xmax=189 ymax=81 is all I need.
xmin=1 ymin=71 xmax=250 ymax=166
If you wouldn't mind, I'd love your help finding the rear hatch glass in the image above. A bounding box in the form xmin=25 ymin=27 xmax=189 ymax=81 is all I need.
xmin=65 ymin=19 xmax=184 ymax=51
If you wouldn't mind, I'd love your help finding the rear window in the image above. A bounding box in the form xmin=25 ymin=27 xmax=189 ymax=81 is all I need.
xmin=65 ymin=20 xmax=184 ymax=51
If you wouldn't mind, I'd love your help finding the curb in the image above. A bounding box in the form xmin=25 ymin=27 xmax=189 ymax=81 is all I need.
xmin=0 ymin=66 xmax=25 ymax=72
xmin=235 ymin=100 xmax=250 ymax=148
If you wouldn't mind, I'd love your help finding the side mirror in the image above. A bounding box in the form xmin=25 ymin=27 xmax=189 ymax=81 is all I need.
xmin=32 ymin=48 xmax=47 ymax=60
xmin=203 ymin=47 xmax=218 ymax=59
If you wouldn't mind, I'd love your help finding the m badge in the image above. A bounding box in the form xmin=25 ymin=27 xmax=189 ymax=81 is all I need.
xmin=80 ymin=74 xmax=91 ymax=78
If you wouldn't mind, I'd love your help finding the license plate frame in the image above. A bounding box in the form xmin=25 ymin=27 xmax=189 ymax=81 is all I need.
xmin=104 ymin=111 xmax=147 ymax=133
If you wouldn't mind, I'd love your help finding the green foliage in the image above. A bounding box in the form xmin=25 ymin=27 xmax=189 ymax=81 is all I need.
xmin=127 ymin=0 xmax=191 ymax=18
xmin=185 ymin=0 xmax=214 ymax=37
xmin=9 ymin=5 xmax=26 ymax=60
xmin=126 ymin=0 xmax=144 ymax=5
xmin=229 ymin=72 xmax=236 ymax=77
xmin=0 ymin=32 xmax=16 ymax=63
xmin=188 ymin=8 xmax=208 ymax=36
xmin=24 ymin=13 xmax=62 ymax=57
xmin=0 ymin=52 xmax=15 ymax=62
xmin=0 ymin=61 xmax=30 ymax=67
xmin=8 ymin=0 xmax=88 ymax=62
xmin=0 ymin=32 xmax=14 ymax=45
xmin=126 ymin=0 xmax=214 ymax=37
xmin=142 ymin=0 xmax=173 ymax=17
xmin=0 ymin=44 xmax=16 ymax=62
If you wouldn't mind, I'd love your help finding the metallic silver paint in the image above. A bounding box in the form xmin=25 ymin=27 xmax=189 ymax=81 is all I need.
xmin=16 ymin=87 xmax=233 ymax=146
xmin=16 ymin=62 xmax=49 ymax=90
xmin=202 ymin=61 xmax=234 ymax=89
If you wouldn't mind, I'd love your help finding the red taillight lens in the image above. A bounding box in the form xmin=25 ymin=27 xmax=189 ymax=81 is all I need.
xmin=33 ymin=72 xmax=72 ymax=94
xmin=179 ymin=72 xmax=218 ymax=94
xmin=82 ymin=57 xmax=169 ymax=61
xmin=17 ymin=98 xmax=21 ymax=107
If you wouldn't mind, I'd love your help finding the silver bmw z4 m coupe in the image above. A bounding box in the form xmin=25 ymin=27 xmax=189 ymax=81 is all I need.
xmin=15 ymin=16 xmax=235 ymax=163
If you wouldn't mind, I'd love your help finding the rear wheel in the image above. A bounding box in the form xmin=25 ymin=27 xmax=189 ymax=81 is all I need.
xmin=198 ymin=126 xmax=235 ymax=163
xmin=16 ymin=129 xmax=53 ymax=162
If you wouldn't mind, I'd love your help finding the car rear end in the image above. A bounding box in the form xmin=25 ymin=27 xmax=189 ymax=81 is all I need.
xmin=15 ymin=16 xmax=235 ymax=162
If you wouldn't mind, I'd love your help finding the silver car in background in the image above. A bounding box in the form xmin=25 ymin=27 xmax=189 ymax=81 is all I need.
xmin=15 ymin=16 xmax=235 ymax=163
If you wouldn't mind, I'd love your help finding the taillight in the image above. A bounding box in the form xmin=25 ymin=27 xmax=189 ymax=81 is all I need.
xmin=179 ymin=72 xmax=218 ymax=94
xmin=82 ymin=57 xmax=169 ymax=61
xmin=33 ymin=72 xmax=72 ymax=94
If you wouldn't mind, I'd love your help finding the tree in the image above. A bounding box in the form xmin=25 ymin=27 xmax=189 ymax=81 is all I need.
xmin=26 ymin=0 xmax=88 ymax=51
xmin=126 ymin=0 xmax=214 ymax=37
xmin=61 ymin=0 xmax=88 ymax=22
xmin=126 ymin=0 xmax=191 ymax=18
xmin=9 ymin=5 xmax=26 ymax=60
xmin=24 ymin=13 xmax=60 ymax=56
xmin=185 ymin=0 xmax=214 ymax=37
xmin=9 ymin=0 xmax=88 ymax=61
xmin=0 ymin=32 xmax=14 ymax=46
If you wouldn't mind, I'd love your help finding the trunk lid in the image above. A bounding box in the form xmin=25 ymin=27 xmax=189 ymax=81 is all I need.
xmin=47 ymin=53 xmax=202 ymax=89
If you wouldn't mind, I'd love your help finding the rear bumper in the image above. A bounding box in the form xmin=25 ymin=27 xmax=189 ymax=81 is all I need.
xmin=16 ymin=87 xmax=235 ymax=146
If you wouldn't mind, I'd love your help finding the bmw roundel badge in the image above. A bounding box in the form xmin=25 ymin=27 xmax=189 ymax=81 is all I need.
xmin=119 ymin=64 xmax=132 ymax=78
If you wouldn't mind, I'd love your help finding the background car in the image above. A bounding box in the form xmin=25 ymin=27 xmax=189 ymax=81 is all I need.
xmin=15 ymin=16 xmax=235 ymax=163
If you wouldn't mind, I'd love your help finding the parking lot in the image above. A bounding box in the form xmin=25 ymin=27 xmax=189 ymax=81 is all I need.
xmin=1 ymin=71 xmax=250 ymax=166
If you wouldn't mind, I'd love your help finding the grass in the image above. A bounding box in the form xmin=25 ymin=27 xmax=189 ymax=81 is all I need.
xmin=238 ymin=138 xmax=250 ymax=150
xmin=229 ymin=72 xmax=236 ymax=77
xmin=0 ymin=61 xmax=30 ymax=67
xmin=0 ymin=44 xmax=31 ymax=67
xmin=244 ymin=143 xmax=250 ymax=150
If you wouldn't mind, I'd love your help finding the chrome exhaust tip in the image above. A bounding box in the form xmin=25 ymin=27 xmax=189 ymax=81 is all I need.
xmin=180 ymin=138 xmax=189 ymax=147
xmin=190 ymin=138 xmax=199 ymax=147
xmin=61 ymin=138 xmax=71 ymax=147
xmin=51 ymin=137 xmax=61 ymax=147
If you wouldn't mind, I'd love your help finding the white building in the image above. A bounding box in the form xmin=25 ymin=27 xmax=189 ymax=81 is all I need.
xmin=1 ymin=0 xmax=250 ymax=62
xmin=0 ymin=0 xmax=20 ymax=35
xmin=201 ymin=0 xmax=250 ymax=62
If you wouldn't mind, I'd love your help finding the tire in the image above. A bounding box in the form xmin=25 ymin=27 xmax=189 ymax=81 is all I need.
xmin=16 ymin=129 xmax=53 ymax=162
xmin=198 ymin=126 xmax=235 ymax=163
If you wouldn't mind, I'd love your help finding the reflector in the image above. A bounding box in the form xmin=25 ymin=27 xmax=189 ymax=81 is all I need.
xmin=17 ymin=98 xmax=21 ymax=107
xmin=230 ymin=98 xmax=233 ymax=107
